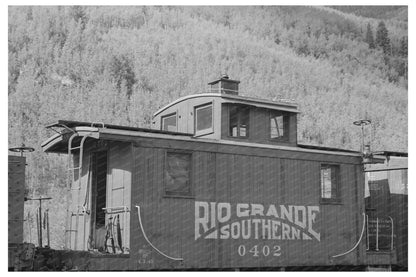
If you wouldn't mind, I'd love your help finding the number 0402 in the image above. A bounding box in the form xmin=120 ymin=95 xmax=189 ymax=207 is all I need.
xmin=237 ymin=245 xmax=281 ymax=257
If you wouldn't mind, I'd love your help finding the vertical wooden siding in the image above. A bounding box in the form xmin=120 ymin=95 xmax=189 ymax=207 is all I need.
xmin=131 ymin=145 xmax=363 ymax=269
xmin=8 ymin=156 xmax=26 ymax=244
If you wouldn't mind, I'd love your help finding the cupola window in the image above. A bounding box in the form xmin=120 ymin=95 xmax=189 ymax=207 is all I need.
xmin=270 ymin=111 xmax=289 ymax=140
xmin=229 ymin=105 xmax=249 ymax=138
xmin=195 ymin=103 xmax=213 ymax=136
xmin=161 ymin=113 xmax=177 ymax=132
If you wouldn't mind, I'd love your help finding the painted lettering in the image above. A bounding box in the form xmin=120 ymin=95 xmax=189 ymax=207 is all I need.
xmin=294 ymin=206 xmax=306 ymax=229
xmin=308 ymin=206 xmax=320 ymax=241
xmin=195 ymin=201 xmax=321 ymax=242
xmin=251 ymin=204 xmax=264 ymax=216
xmin=266 ymin=204 xmax=279 ymax=218
xmin=236 ymin=203 xmax=250 ymax=217
xmin=217 ymin=202 xmax=231 ymax=223
xmin=195 ymin=201 xmax=209 ymax=240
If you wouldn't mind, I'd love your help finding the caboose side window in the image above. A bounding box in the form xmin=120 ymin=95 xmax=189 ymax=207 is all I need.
xmin=161 ymin=113 xmax=177 ymax=132
xmin=165 ymin=152 xmax=192 ymax=197
xmin=320 ymin=164 xmax=340 ymax=203
xmin=195 ymin=103 xmax=213 ymax=136
xmin=270 ymin=111 xmax=289 ymax=140
xmin=229 ymin=105 xmax=249 ymax=138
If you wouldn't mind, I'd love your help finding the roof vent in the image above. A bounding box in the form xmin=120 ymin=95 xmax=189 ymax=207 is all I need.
xmin=208 ymin=75 xmax=240 ymax=95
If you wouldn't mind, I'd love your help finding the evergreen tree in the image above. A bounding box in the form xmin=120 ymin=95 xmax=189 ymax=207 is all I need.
xmin=399 ymin=36 xmax=407 ymax=57
xmin=365 ymin=23 xmax=375 ymax=49
xmin=375 ymin=21 xmax=391 ymax=54
xmin=109 ymin=55 xmax=136 ymax=98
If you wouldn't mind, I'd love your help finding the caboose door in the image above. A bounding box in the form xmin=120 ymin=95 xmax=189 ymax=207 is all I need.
xmin=89 ymin=150 xmax=108 ymax=251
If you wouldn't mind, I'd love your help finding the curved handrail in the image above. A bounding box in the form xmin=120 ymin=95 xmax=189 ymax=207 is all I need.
xmin=136 ymin=205 xmax=183 ymax=261
xmin=388 ymin=216 xmax=394 ymax=250
xmin=331 ymin=213 xmax=366 ymax=258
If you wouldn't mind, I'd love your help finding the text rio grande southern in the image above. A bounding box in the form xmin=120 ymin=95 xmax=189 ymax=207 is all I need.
xmin=195 ymin=201 xmax=320 ymax=242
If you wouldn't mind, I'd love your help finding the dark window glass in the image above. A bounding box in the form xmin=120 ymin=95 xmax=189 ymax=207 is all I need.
xmin=195 ymin=104 xmax=213 ymax=132
xmin=91 ymin=151 xmax=109 ymax=251
xmin=165 ymin=152 xmax=191 ymax=196
xmin=229 ymin=105 xmax=249 ymax=137
xmin=162 ymin=113 xmax=177 ymax=132
xmin=320 ymin=164 xmax=340 ymax=202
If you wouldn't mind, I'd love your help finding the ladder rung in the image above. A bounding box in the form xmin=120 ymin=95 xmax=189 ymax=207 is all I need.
xmin=69 ymin=146 xmax=82 ymax=151
xmin=67 ymin=167 xmax=81 ymax=171
xmin=65 ymin=230 xmax=78 ymax=232
xmin=71 ymin=213 xmax=85 ymax=216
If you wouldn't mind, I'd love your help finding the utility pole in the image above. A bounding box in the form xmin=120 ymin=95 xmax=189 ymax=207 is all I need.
xmin=26 ymin=197 xmax=52 ymax=247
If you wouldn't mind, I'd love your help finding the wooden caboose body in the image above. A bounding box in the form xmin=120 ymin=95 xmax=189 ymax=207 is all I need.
xmin=41 ymin=76 xmax=399 ymax=270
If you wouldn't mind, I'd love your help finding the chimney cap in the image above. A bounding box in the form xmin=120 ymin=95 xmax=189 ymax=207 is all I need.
xmin=208 ymin=75 xmax=240 ymax=85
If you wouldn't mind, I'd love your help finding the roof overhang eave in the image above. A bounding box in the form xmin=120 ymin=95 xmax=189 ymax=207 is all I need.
xmin=41 ymin=127 xmax=100 ymax=153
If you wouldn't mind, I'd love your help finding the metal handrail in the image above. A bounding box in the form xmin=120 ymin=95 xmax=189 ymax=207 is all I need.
xmin=331 ymin=213 xmax=366 ymax=258
xmin=136 ymin=205 xmax=183 ymax=261
xmin=103 ymin=206 xmax=130 ymax=214
xmin=366 ymin=216 xmax=394 ymax=252
xmin=366 ymin=214 xmax=369 ymax=251
xmin=388 ymin=216 xmax=394 ymax=250
xmin=376 ymin=218 xmax=379 ymax=251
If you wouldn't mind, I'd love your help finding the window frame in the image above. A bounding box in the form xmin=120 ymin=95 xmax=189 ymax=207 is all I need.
xmin=319 ymin=163 xmax=342 ymax=204
xmin=269 ymin=110 xmax=290 ymax=141
xmin=194 ymin=102 xmax=214 ymax=137
xmin=163 ymin=150 xmax=194 ymax=199
xmin=161 ymin=112 xmax=178 ymax=132
xmin=227 ymin=104 xmax=250 ymax=138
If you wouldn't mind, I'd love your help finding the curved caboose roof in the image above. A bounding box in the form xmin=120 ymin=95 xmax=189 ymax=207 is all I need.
xmin=152 ymin=93 xmax=300 ymax=118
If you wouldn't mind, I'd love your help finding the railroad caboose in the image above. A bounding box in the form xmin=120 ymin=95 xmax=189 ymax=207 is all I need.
xmin=41 ymin=75 xmax=403 ymax=270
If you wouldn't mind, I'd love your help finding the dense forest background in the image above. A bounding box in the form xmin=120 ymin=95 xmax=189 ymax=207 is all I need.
xmin=8 ymin=6 xmax=407 ymax=248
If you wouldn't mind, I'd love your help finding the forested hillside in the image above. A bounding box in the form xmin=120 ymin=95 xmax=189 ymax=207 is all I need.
xmin=8 ymin=6 xmax=407 ymax=248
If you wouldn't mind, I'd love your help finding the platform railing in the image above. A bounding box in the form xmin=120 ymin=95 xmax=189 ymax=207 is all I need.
xmin=366 ymin=215 xmax=394 ymax=251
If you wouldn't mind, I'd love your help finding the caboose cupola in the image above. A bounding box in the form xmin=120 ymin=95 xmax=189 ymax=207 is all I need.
xmin=152 ymin=76 xmax=299 ymax=146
